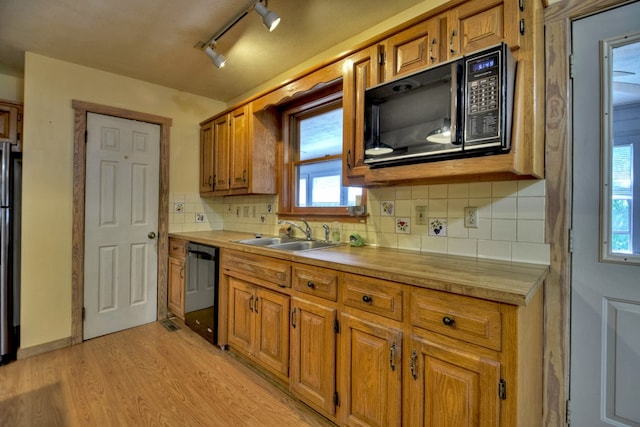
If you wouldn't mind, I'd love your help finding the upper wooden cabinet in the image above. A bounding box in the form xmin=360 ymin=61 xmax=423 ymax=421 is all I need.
xmin=200 ymin=103 xmax=278 ymax=197
xmin=0 ymin=99 xmax=23 ymax=152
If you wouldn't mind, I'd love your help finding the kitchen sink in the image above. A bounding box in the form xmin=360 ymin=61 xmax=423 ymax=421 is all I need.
xmin=234 ymin=236 xmax=341 ymax=252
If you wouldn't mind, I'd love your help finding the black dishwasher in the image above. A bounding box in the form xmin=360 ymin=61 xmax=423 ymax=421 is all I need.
xmin=185 ymin=243 xmax=219 ymax=345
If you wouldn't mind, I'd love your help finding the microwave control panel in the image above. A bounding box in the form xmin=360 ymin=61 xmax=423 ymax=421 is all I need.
xmin=464 ymin=50 xmax=503 ymax=147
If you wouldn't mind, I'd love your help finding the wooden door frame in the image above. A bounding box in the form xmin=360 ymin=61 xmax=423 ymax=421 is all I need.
xmin=71 ymin=100 xmax=172 ymax=345
xmin=543 ymin=1 xmax=635 ymax=425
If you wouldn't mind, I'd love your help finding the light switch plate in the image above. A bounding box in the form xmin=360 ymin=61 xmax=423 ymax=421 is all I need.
xmin=464 ymin=207 xmax=479 ymax=228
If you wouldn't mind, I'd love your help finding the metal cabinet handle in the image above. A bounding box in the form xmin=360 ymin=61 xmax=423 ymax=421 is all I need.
xmin=429 ymin=38 xmax=437 ymax=63
xmin=362 ymin=295 xmax=372 ymax=304
xmin=290 ymin=308 xmax=297 ymax=328
xmin=449 ymin=30 xmax=456 ymax=55
xmin=254 ymin=296 xmax=259 ymax=313
xmin=242 ymin=169 xmax=247 ymax=183
xmin=249 ymin=295 xmax=254 ymax=312
xmin=346 ymin=150 xmax=352 ymax=169
xmin=442 ymin=316 xmax=455 ymax=326
xmin=410 ymin=350 xmax=418 ymax=379
xmin=208 ymin=175 xmax=213 ymax=186
xmin=389 ymin=343 xmax=396 ymax=371
xmin=179 ymin=266 xmax=184 ymax=279
xmin=307 ymin=281 xmax=315 ymax=289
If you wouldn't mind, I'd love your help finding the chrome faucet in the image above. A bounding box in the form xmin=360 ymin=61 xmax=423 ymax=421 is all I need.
xmin=278 ymin=219 xmax=312 ymax=240
xmin=322 ymin=224 xmax=330 ymax=242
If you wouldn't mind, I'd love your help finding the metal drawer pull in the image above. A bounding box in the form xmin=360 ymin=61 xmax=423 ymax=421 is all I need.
xmin=389 ymin=343 xmax=396 ymax=371
xmin=307 ymin=281 xmax=315 ymax=289
xmin=362 ymin=295 xmax=372 ymax=304
xmin=410 ymin=350 xmax=418 ymax=379
xmin=290 ymin=308 xmax=297 ymax=328
xmin=442 ymin=316 xmax=455 ymax=326
xmin=249 ymin=295 xmax=254 ymax=312
xmin=254 ymin=296 xmax=259 ymax=313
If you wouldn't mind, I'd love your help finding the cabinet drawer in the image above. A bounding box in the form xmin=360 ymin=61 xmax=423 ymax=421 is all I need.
xmin=293 ymin=265 xmax=338 ymax=301
xmin=342 ymin=273 xmax=403 ymax=321
xmin=410 ymin=288 xmax=501 ymax=351
xmin=222 ymin=249 xmax=291 ymax=288
xmin=169 ymin=238 xmax=187 ymax=259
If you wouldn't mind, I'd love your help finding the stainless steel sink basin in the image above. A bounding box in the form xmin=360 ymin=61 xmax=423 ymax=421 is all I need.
xmin=234 ymin=236 xmax=341 ymax=251
xmin=235 ymin=237 xmax=300 ymax=246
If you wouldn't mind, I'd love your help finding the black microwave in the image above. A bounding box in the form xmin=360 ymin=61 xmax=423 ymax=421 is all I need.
xmin=363 ymin=43 xmax=516 ymax=168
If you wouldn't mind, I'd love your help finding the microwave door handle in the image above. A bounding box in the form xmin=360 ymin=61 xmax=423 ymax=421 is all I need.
xmin=450 ymin=62 xmax=463 ymax=145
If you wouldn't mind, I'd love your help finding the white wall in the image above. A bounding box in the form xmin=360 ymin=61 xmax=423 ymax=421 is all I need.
xmin=21 ymin=53 xmax=225 ymax=349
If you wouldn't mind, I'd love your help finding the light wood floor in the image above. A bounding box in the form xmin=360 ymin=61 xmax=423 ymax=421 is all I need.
xmin=0 ymin=320 xmax=335 ymax=426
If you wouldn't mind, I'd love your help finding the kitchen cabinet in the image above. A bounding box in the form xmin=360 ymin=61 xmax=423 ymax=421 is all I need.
xmin=340 ymin=0 xmax=543 ymax=185
xmin=167 ymin=238 xmax=187 ymax=319
xmin=289 ymin=264 xmax=340 ymax=418
xmin=200 ymin=103 xmax=278 ymax=197
xmin=342 ymin=45 xmax=383 ymax=186
xmin=227 ymin=276 xmax=290 ymax=379
xmin=0 ymin=99 xmax=23 ymax=152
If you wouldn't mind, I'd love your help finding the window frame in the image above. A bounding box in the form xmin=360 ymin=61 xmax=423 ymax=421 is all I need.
xmin=278 ymin=83 xmax=366 ymax=221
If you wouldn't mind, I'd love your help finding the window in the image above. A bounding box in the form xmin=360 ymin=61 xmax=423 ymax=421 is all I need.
xmin=279 ymin=85 xmax=364 ymax=219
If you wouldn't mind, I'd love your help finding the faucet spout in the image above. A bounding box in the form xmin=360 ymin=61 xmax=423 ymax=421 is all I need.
xmin=278 ymin=219 xmax=312 ymax=240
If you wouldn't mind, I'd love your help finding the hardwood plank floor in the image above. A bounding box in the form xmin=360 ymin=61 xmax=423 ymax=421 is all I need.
xmin=0 ymin=320 xmax=335 ymax=426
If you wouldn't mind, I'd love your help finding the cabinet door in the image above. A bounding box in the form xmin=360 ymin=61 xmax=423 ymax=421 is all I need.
xmin=449 ymin=0 xmax=523 ymax=58
xmin=406 ymin=334 xmax=501 ymax=426
xmin=229 ymin=106 xmax=249 ymax=190
xmin=384 ymin=19 xmax=441 ymax=81
xmin=342 ymin=45 xmax=382 ymax=185
xmin=213 ymin=114 xmax=230 ymax=191
xmin=339 ymin=313 xmax=402 ymax=427
xmin=254 ymin=287 xmax=290 ymax=377
xmin=167 ymin=257 xmax=185 ymax=319
xmin=199 ymin=120 xmax=214 ymax=194
xmin=0 ymin=103 xmax=21 ymax=148
xmin=290 ymin=297 xmax=337 ymax=417
xmin=227 ymin=277 xmax=255 ymax=355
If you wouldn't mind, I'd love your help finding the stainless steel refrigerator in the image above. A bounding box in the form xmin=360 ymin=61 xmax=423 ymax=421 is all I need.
xmin=0 ymin=140 xmax=20 ymax=365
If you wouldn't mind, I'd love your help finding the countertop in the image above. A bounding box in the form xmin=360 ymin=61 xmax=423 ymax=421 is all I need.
xmin=170 ymin=230 xmax=549 ymax=306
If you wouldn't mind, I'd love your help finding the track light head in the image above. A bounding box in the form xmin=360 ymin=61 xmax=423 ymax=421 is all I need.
xmin=254 ymin=1 xmax=281 ymax=32
xmin=204 ymin=45 xmax=227 ymax=68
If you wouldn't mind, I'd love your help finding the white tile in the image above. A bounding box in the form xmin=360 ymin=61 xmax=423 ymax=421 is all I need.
xmin=395 ymin=199 xmax=412 ymax=217
xmin=395 ymin=186 xmax=412 ymax=200
xmin=517 ymin=220 xmax=545 ymax=243
xmin=429 ymin=184 xmax=448 ymax=199
xmin=511 ymin=242 xmax=551 ymax=264
xmin=380 ymin=216 xmax=396 ymax=233
xmin=448 ymin=238 xmax=477 ymax=257
xmin=492 ymin=197 xmax=517 ymax=219
xmin=478 ymin=240 xmax=512 ymax=261
xmin=491 ymin=219 xmax=517 ymax=241
xmin=517 ymin=197 xmax=545 ymax=220
xmin=448 ymin=183 xmax=470 ymax=199
xmin=377 ymin=232 xmax=398 ymax=248
xmin=448 ymin=199 xmax=468 ymax=218
xmin=468 ymin=218 xmax=492 ymax=240
xmin=469 ymin=182 xmax=492 ymax=198
xmin=412 ymin=185 xmax=429 ymax=199
xmin=421 ymin=235 xmax=448 ymax=254
xmin=398 ymin=234 xmax=421 ymax=251
xmin=517 ymin=179 xmax=546 ymax=197
xmin=428 ymin=199 xmax=448 ymax=217
xmin=492 ymin=181 xmax=518 ymax=198
xmin=447 ymin=217 xmax=469 ymax=238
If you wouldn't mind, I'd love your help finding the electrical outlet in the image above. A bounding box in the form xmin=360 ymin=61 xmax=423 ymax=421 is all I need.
xmin=464 ymin=207 xmax=479 ymax=228
xmin=416 ymin=206 xmax=427 ymax=225
xmin=195 ymin=213 xmax=205 ymax=223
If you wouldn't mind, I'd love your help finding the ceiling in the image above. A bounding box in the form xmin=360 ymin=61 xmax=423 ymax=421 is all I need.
xmin=0 ymin=0 xmax=428 ymax=103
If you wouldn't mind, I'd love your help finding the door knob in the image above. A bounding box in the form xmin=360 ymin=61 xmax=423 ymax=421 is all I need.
xmin=148 ymin=232 xmax=157 ymax=239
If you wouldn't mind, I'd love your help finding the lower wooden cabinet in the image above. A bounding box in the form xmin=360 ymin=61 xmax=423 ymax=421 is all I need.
xmin=338 ymin=313 xmax=402 ymax=427
xmin=289 ymin=296 xmax=338 ymax=418
xmin=227 ymin=276 xmax=290 ymax=379
xmin=406 ymin=332 xmax=501 ymax=426
xmin=167 ymin=238 xmax=187 ymax=319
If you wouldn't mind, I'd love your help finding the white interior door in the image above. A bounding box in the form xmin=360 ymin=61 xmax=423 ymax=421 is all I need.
xmin=84 ymin=113 xmax=160 ymax=340
xmin=571 ymin=3 xmax=640 ymax=426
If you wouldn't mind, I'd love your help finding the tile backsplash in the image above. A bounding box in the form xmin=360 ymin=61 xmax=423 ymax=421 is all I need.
xmin=169 ymin=179 xmax=549 ymax=265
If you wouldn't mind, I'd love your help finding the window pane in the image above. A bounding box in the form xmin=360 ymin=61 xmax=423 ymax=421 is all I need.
xmin=299 ymin=108 xmax=343 ymax=161
xmin=296 ymin=159 xmax=360 ymax=208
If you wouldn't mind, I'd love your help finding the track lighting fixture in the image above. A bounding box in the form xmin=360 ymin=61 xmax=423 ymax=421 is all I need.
xmin=197 ymin=0 xmax=281 ymax=69
xmin=204 ymin=44 xmax=227 ymax=68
